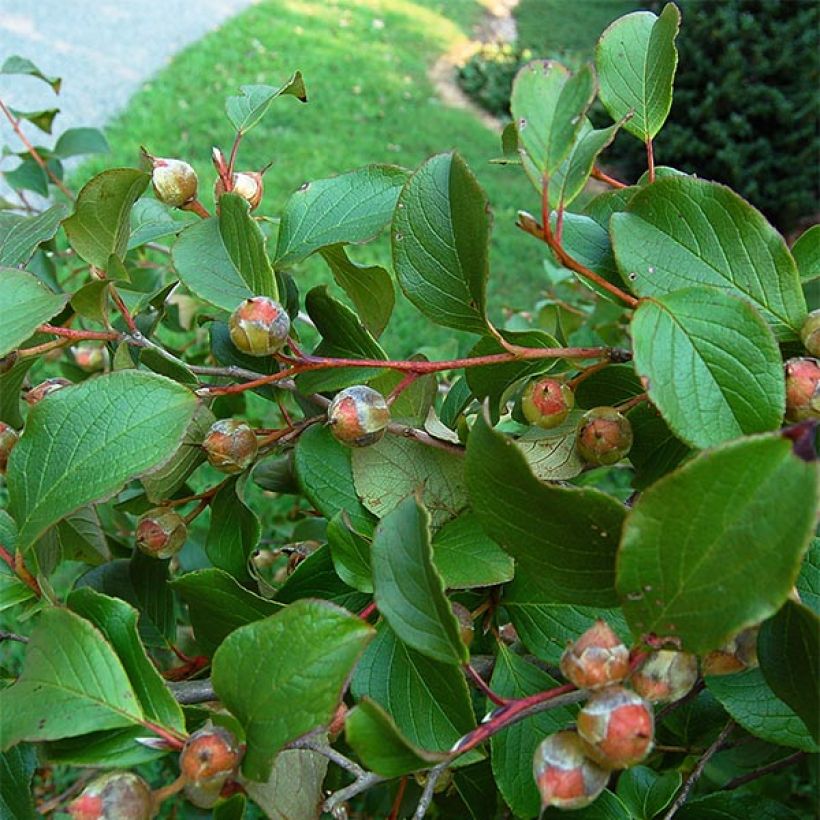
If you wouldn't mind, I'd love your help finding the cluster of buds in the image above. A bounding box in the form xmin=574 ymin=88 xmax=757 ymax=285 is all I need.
xmin=68 ymin=771 xmax=155 ymax=819
xmin=327 ymin=385 xmax=391 ymax=447
xmin=179 ymin=725 xmax=243 ymax=808
xmin=535 ymin=620 xmax=701 ymax=811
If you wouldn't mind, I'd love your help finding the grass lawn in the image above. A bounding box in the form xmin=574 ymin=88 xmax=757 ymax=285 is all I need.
xmin=79 ymin=0 xmax=552 ymax=355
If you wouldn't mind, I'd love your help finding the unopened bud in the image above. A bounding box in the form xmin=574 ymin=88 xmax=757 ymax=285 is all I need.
xmin=0 ymin=351 xmax=18 ymax=374
xmin=150 ymin=157 xmax=198 ymax=207
xmin=559 ymin=620 xmax=630 ymax=690
xmin=68 ymin=771 xmax=155 ymax=819
xmin=327 ymin=385 xmax=390 ymax=448
xmin=522 ymin=377 xmax=574 ymax=429
xmin=451 ymin=602 xmax=475 ymax=648
xmin=784 ymin=357 xmax=820 ymax=422
xmin=631 ymin=650 xmax=698 ymax=703
xmin=800 ymin=310 xmax=820 ymax=357
xmin=229 ymin=296 xmax=290 ymax=356
xmin=72 ymin=344 xmax=107 ymax=372
xmin=203 ymin=418 xmax=258 ymax=474
xmin=576 ymin=407 xmax=633 ymax=465
xmin=135 ymin=507 xmax=187 ymax=559
xmin=215 ymin=171 xmax=264 ymax=210
xmin=533 ymin=730 xmax=609 ymax=809
xmin=577 ymin=686 xmax=654 ymax=769
xmin=0 ymin=422 xmax=19 ymax=474
xmin=180 ymin=725 xmax=242 ymax=786
xmin=25 ymin=377 xmax=71 ymax=405
xmin=702 ymin=625 xmax=759 ymax=676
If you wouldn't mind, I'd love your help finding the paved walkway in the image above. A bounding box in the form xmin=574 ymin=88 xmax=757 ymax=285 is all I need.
xmin=0 ymin=0 xmax=255 ymax=198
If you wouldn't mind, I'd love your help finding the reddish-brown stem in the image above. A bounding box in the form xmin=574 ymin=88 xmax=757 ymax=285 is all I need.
xmin=0 ymin=545 xmax=41 ymax=597
xmin=389 ymin=777 xmax=408 ymax=820
xmin=591 ymin=166 xmax=628 ymax=189
xmin=109 ymin=284 xmax=139 ymax=334
xmin=256 ymin=414 xmax=324 ymax=447
xmin=721 ymin=751 xmax=805 ymax=791
xmin=616 ymin=393 xmax=648 ymax=414
xmin=151 ymin=774 xmax=187 ymax=805
xmin=141 ymin=720 xmax=187 ymax=748
xmin=464 ymin=663 xmax=509 ymax=706
xmin=568 ymin=359 xmax=612 ymax=389
xmin=358 ymin=601 xmax=378 ymax=620
xmin=164 ymin=481 xmax=226 ymax=509
xmin=555 ymin=203 xmax=565 ymax=244
xmin=646 ymin=139 xmax=655 ymax=183
xmin=387 ymin=371 xmax=420 ymax=403
xmin=183 ymin=497 xmax=211 ymax=524
xmin=18 ymin=338 xmax=72 ymax=358
xmin=227 ymin=132 xmax=243 ymax=178
xmin=0 ymin=97 xmax=75 ymax=200
xmin=181 ymin=198 xmax=211 ymax=219
xmin=39 ymin=324 xmax=120 ymax=342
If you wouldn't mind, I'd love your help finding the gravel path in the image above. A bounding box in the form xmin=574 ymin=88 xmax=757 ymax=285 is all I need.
xmin=0 ymin=0 xmax=255 ymax=199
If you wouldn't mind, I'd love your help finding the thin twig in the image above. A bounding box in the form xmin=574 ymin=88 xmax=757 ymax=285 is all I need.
xmin=0 ymin=629 xmax=29 ymax=643
xmin=168 ymin=678 xmax=216 ymax=704
xmin=721 ymin=751 xmax=805 ymax=791
xmin=289 ymin=736 xmax=367 ymax=778
xmin=591 ymin=166 xmax=628 ymax=189
xmin=413 ymin=763 xmax=447 ymax=819
xmin=663 ymin=720 xmax=735 ymax=819
xmin=323 ymin=771 xmax=386 ymax=815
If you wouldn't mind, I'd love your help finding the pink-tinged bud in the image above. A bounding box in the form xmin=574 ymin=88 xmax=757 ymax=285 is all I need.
xmin=329 ymin=702 xmax=348 ymax=738
xmin=577 ymin=686 xmax=655 ymax=769
xmin=451 ymin=601 xmax=475 ymax=648
xmin=801 ymin=310 xmax=820 ymax=357
xmin=135 ymin=507 xmax=187 ymax=559
xmin=702 ymin=625 xmax=759 ymax=676
xmin=327 ymin=385 xmax=390 ymax=447
xmin=150 ymin=157 xmax=198 ymax=207
xmin=202 ymin=418 xmax=258 ymax=474
xmin=69 ymin=771 xmax=155 ymax=819
xmin=25 ymin=377 xmax=72 ymax=405
xmin=784 ymin=357 xmax=820 ymax=422
xmin=560 ymin=620 xmax=630 ymax=690
xmin=228 ymin=296 xmax=290 ymax=356
xmin=576 ymin=407 xmax=633 ymax=465
xmin=631 ymin=650 xmax=698 ymax=703
xmin=0 ymin=351 xmax=18 ymax=374
xmin=180 ymin=725 xmax=242 ymax=786
xmin=215 ymin=171 xmax=264 ymax=210
xmin=0 ymin=422 xmax=19 ymax=475
xmin=72 ymin=344 xmax=107 ymax=372
xmin=533 ymin=730 xmax=609 ymax=809
xmin=522 ymin=377 xmax=574 ymax=429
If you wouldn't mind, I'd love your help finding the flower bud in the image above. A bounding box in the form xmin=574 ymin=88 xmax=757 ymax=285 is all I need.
xmin=203 ymin=418 xmax=258 ymax=474
xmin=451 ymin=601 xmax=475 ymax=648
xmin=702 ymin=625 xmax=759 ymax=676
xmin=521 ymin=377 xmax=574 ymax=429
xmin=577 ymin=686 xmax=654 ymax=769
xmin=229 ymin=296 xmax=290 ymax=356
xmin=135 ymin=507 xmax=187 ymax=559
xmin=0 ymin=422 xmax=19 ymax=475
xmin=25 ymin=377 xmax=72 ymax=405
xmin=150 ymin=157 xmax=198 ymax=207
xmin=533 ymin=730 xmax=609 ymax=810
xmin=576 ymin=407 xmax=633 ymax=465
xmin=327 ymin=385 xmax=390 ymax=447
xmin=559 ymin=620 xmax=630 ymax=690
xmin=0 ymin=351 xmax=18 ymax=374
xmin=784 ymin=357 xmax=820 ymax=422
xmin=630 ymin=650 xmax=698 ymax=703
xmin=215 ymin=171 xmax=264 ymax=210
xmin=800 ymin=310 xmax=820 ymax=357
xmin=180 ymin=725 xmax=242 ymax=786
xmin=69 ymin=771 xmax=155 ymax=819
xmin=72 ymin=344 xmax=107 ymax=372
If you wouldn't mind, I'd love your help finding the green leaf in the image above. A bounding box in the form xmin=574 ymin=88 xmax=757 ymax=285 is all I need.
xmin=1 ymin=55 xmax=61 ymax=91
xmin=595 ymin=3 xmax=680 ymax=141
xmin=129 ymin=551 xmax=176 ymax=647
xmin=792 ymin=224 xmax=820 ymax=282
xmin=0 ymin=268 xmax=69 ymax=357
xmin=327 ymin=511 xmax=373 ymax=593
xmin=611 ymin=177 xmax=806 ymax=339
xmin=218 ymin=194 xmax=277 ymax=299
xmin=432 ymin=511 xmax=514 ymax=589
xmin=226 ymin=72 xmax=307 ymax=134
xmin=758 ymin=600 xmax=820 ymax=741
xmin=170 ymin=568 xmax=281 ymax=655
xmin=63 ymin=168 xmax=150 ymax=269
xmin=275 ymin=164 xmax=408 ymax=266
xmin=615 ymin=766 xmax=681 ymax=819
xmin=0 ymin=349 xmax=37 ymax=428
xmin=392 ymin=152 xmax=490 ymax=333
xmin=206 ymin=476 xmax=261 ymax=582
xmin=796 ymin=539 xmax=819 ymax=614
xmin=502 ymin=579 xmax=630 ymax=664
xmin=0 ymin=204 xmax=68 ymax=266
xmin=67 ymin=588 xmax=185 ymax=732
xmin=617 ymin=435 xmax=817 ymax=652
xmin=213 ymin=794 xmax=247 ymax=820
xmin=128 ymin=198 xmax=192 ymax=249
xmin=142 ymin=403 xmax=215 ymax=503
xmin=294 ymin=424 xmax=376 ymax=534
xmin=631 ymin=288 xmax=784 ymax=448
xmin=466 ymin=411 xmax=623 ymax=606
xmin=44 ymin=727 xmax=167 ymax=769
xmin=53 ymin=127 xmax=110 ymax=158
xmin=35 ymin=505 xmax=111 ymax=571
xmin=676 ymin=793 xmax=802 ymax=820
xmin=346 ymin=698 xmax=446 ymax=776
xmin=0 ymin=744 xmax=37 ymax=820
xmin=212 ymin=599 xmax=374 ymax=780
xmin=627 ymin=403 xmax=690 ymax=490
xmin=352 ymin=435 xmax=468 ymax=529
xmin=370 ymin=366 xmax=437 ymax=425
xmin=352 ymin=623 xmax=475 ymax=753
xmin=514 ymin=422 xmax=585 ymax=482
xmin=320 ymin=243 xmax=394 ymax=338
xmin=296 ymin=285 xmax=386 ymax=393
xmin=11 ymin=107 xmax=59 ymax=134
xmin=706 ymin=668 xmax=818 ymax=752
xmin=371 ymin=495 xmax=468 ymax=665
xmin=490 ymin=645 xmax=577 ymax=818
xmin=558 ymin=212 xmax=621 ymax=288
xmin=511 ymin=61 xmax=596 ymax=189
xmin=70 ymin=279 xmax=110 ymax=324
xmin=0 ymin=608 xmax=143 ymax=748
xmin=7 ymin=371 xmax=196 ymax=550
xmin=5 ymin=158 xmax=49 ymax=196
xmin=543 ymin=790 xmax=631 ymax=819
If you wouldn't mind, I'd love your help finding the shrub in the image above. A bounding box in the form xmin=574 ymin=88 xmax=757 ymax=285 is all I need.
xmin=457 ymin=42 xmax=532 ymax=118
xmin=0 ymin=5 xmax=817 ymax=818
